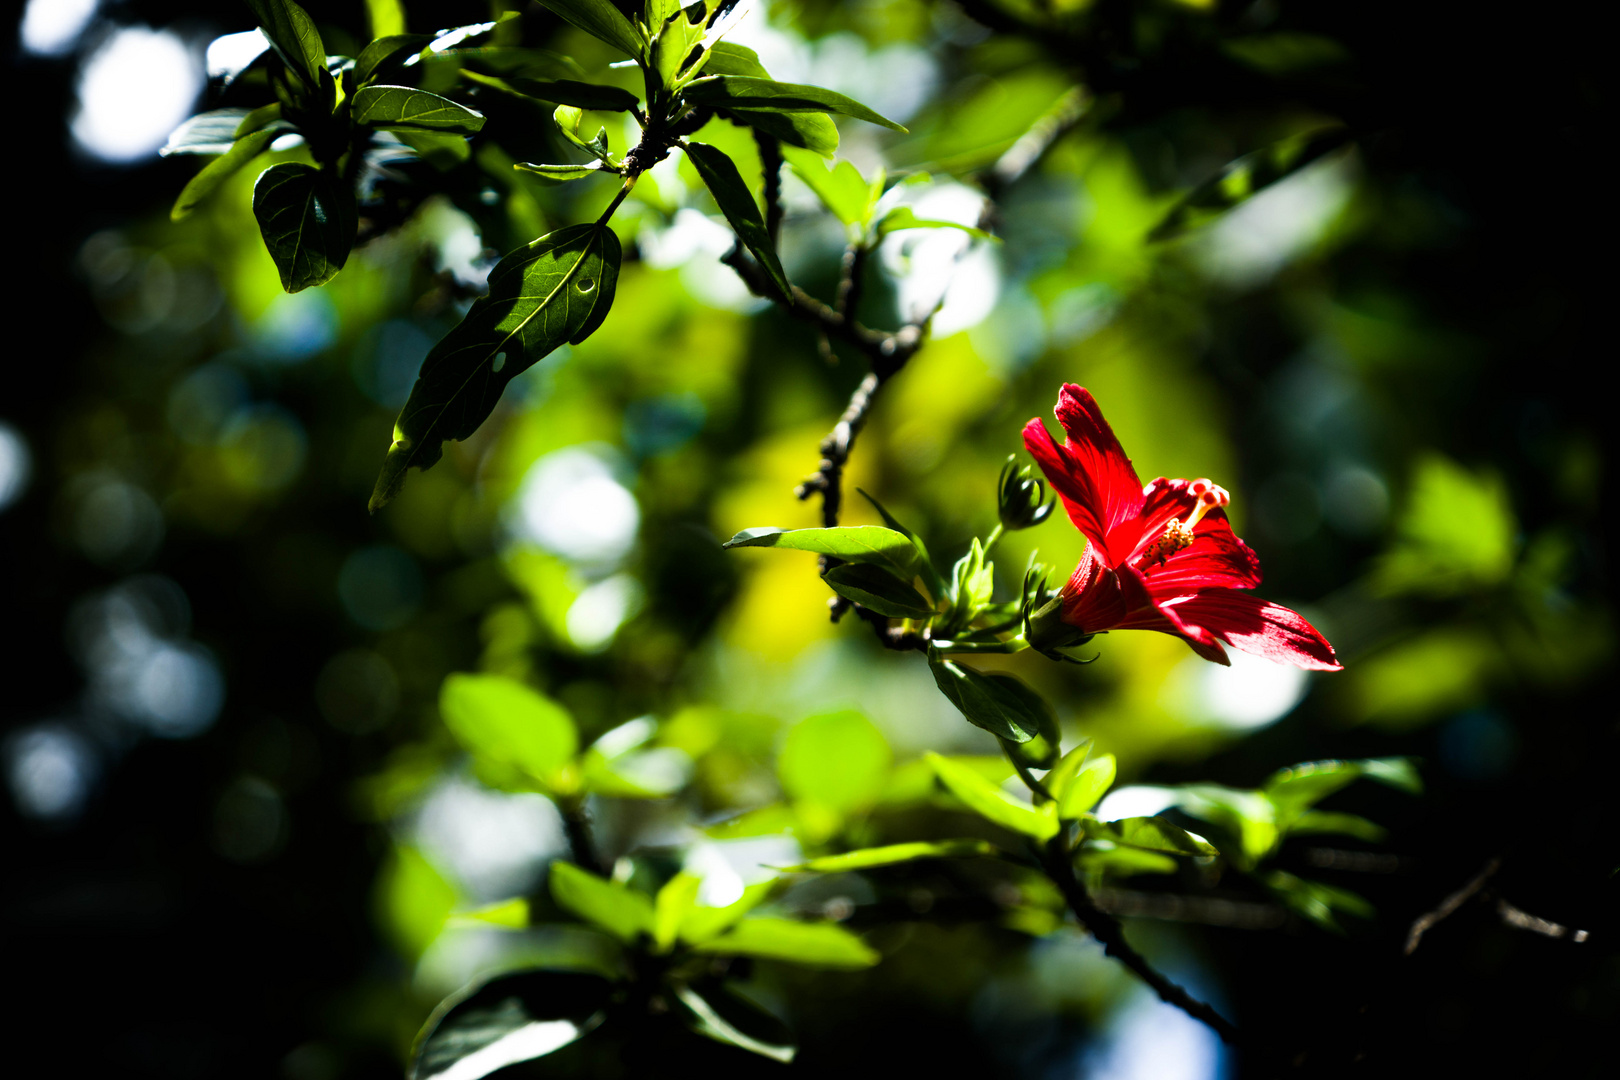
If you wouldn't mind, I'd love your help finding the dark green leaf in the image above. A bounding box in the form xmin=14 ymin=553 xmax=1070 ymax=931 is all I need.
xmin=244 ymin=0 xmax=328 ymax=94
xmin=1087 ymin=816 xmax=1217 ymax=856
xmin=353 ymin=33 xmax=435 ymax=86
xmin=684 ymin=76 xmax=907 ymax=132
xmin=784 ymin=839 xmax=996 ymax=873
xmin=550 ymin=861 xmax=654 ymax=943
xmin=353 ymin=85 xmax=487 ymax=133
xmin=1289 ymin=810 xmax=1387 ymax=842
xmin=394 ymin=128 xmax=473 ymax=169
xmin=1264 ymin=870 xmax=1374 ymax=932
xmin=161 ymin=108 xmax=252 ymax=156
xmin=675 ymin=985 xmax=796 ymax=1064
xmin=986 ymin=674 xmax=1059 ymax=758
xmin=461 ymin=70 xmax=642 ymax=112
xmin=252 ymin=162 xmax=356 ymax=292
xmin=727 ymin=108 xmax=839 ymax=157
xmin=439 ymin=673 xmax=578 ymax=789
xmin=925 ymin=752 xmax=1058 ymax=839
xmin=928 ymin=657 xmax=1045 ymax=743
xmin=693 ymin=917 xmax=879 ymax=969
xmin=371 ymin=223 xmax=620 ymax=510
xmin=823 ymin=563 xmax=933 ymax=618
xmin=516 ymin=161 xmax=615 ymax=183
xmin=1150 ymin=127 xmax=1351 ymax=242
xmin=535 ymin=0 xmax=646 ymax=59
xmin=410 ymin=970 xmax=611 ymax=1080
xmin=684 ymin=140 xmax=791 ymax=299
xmin=856 ymin=488 xmax=946 ymax=601
xmin=722 ymin=526 xmax=919 ymax=576
xmin=169 ymin=128 xmax=280 ymax=220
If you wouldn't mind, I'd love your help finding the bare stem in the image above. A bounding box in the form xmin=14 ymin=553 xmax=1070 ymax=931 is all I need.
xmin=559 ymin=795 xmax=605 ymax=875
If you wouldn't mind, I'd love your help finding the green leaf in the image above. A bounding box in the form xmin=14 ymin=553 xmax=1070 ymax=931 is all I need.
xmin=926 ymin=752 xmax=1058 ymax=840
xmin=439 ymin=673 xmax=578 ymax=788
xmin=515 ymin=161 xmax=615 ymax=183
xmin=678 ymin=879 xmax=776 ymax=944
xmin=728 ymin=108 xmax=839 ymax=157
xmin=674 ymin=986 xmax=796 ymax=1064
xmin=694 ymin=917 xmax=879 ymax=969
xmin=1264 ymin=870 xmax=1374 ymax=933
xmin=784 ymin=839 xmax=996 ymax=873
xmin=781 ymin=145 xmax=873 ymax=226
xmin=535 ymin=0 xmax=646 ymax=59
xmin=162 ymin=108 xmax=253 ymax=156
xmin=1086 ymin=816 xmax=1216 ymax=856
xmin=874 ymin=206 xmax=994 ymax=241
xmin=1058 ymin=753 xmax=1116 ymax=819
xmin=684 ymin=140 xmax=791 ymax=299
xmin=549 ymin=861 xmax=654 ymax=943
xmin=855 ymin=488 xmax=946 ymax=601
xmin=244 ymin=0 xmax=328 ymax=95
xmin=353 ymin=34 xmax=435 ymax=86
xmin=722 ymin=526 xmax=919 ymax=576
xmin=1289 ymin=810 xmax=1387 ymax=842
xmin=703 ymin=41 xmax=769 ymax=77
xmin=450 ymin=897 xmax=531 ymax=929
xmin=461 ymin=70 xmax=643 ymax=112
xmin=353 ymin=85 xmax=487 ymax=133
xmin=653 ymin=871 xmax=701 ymax=952
xmin=986 ymin=674 xmax=1059 ymax=758
xmin=1150 ymin=127 xmax=1352 ymax=242
xmin=371 ymin=223 xmax=620 ymax=510
xmin=778 ymin=710 xmax=892 ymax=816
xmin=1173 ymin=784 xmax=1279 ymax=869
xmin=169 ymin=128 xmax=280 ymax=220
xmin=1076 ymin=847 xmax=1179 ymax=878
xmin=409 ymin=970 xmax=611 ymax=1080
xmin=928 ymin=658 xmax=1045 ymax=744
xmin=236 ymin=103 xmax=285 ymax=139
xmin=823 ymin=563 xmax=933 ymax=618
xmin=1043 ymin=740 xmax=1093 ymax=803
xmin=684 ymin=76 xmax=907 ymax=132
xmin=1359 ymin=756 xmax=1422 ymax=794
xmin=252 ymin=162 xmax=356 ymax=293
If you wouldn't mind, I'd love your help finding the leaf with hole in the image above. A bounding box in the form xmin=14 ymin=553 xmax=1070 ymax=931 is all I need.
xmin=684 ymin=140 xmax=790 ymax=299
xmin=684 ymin=76 xmax=906 ymax=131
xmin=371 ymin=223 xmax=620 ymax=510
xmin=409 ymin=969 xmax=611 ymax=1080
xmin=252 ymin=162 xmax=357 ymax=293
xmin=354 ymin=85 xmax=486 ymax=133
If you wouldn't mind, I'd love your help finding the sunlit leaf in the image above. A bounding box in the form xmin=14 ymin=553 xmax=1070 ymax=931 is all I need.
xmin=1173 ymin=784 xmax=1280 ymax=869
xmin=1086 ymin=816 xmax=1216 ymax=856
xmin=1058 ymin=753 xmax=1115 ymax=819
xmin=653 ymin=871 xmax=701 ymax=952
xmin=685 ymin=140 xmax=791 ymax=299
xmin=684 ymin=76 xmax=907 ymax=132
xmin=451 ymin=897 xmax=531 ymax=929
xmin=703 ymin=41 xmax=768 ymax=77
xmin=549 ymin=861 xmax=654 ymax=943
xmin=784 ymin=839 xmax=996 ymax=873
xmin=440 ymin=673 xmax=577 ymax=789
xmin=354 ymin=85 xmax=487 ymax=133
xmin=245 ymin=0 xmax=328 ymax=95
xmin=365 ymin=0 xmax=407 ymax=39
xmin=535 ymin=0 xmax=646 ymax=59
xmin=781 ymin=145 xmax=874 ymax=226
xmin=162 ymin=108 xmax=253 ymax=156
xmin=1289 ymin=810 xmax=1387 ymax=842
xmin=371 ymin=223 xmax=621 ymax=510
xmin=855 ymin=488 xmax=946 ymax=601
xmin=694 ymin=917 xmax=880 ymax=969
xmin=252 ymin=162 xmax=356 ymax=293
xmin=353 ymin=34 xmax=435 ymax=86
xmin=1076 ymin=847 xmax=1179 ymax=878
xmin=728 ymin=108 xmax=839 ymax=157
xmin=822 ymin=563 xmax=934 ymax=618
xmin=874 ymin=206 xmax=994 ymax=241
xmin=675 ymin=986 xmax=796 ymax=1064
xmin=926 ymin=752 xmax=1059 ymax=840
xmin=778 ymin=710 xmax=892 ymax=816
xmin=1359 ymin=756 xmax=1423 ymax=794
xmin=723 ymin=526 xmax=920 ymax=576
xmin=169 ymin=128 xmax=279 ymax=220
xmin=410 ymin=970 xmax=611 ymax=1080
xmin=928 ymin=658 xmax=1047 ymax=744
xmin=515 ymin=161 xmax=615 ymax=182
xmin=679 ymin=880 xmax=777 ymax=944
xmin=1264 ymin=869 xmax=1374 ymax=933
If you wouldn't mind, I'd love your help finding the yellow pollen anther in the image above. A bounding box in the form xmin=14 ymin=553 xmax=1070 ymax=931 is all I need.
xmin=1138 ymin=480 xmax=1230 ymax=573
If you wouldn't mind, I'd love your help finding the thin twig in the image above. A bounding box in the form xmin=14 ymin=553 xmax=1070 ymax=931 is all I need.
xmin=1040 ymin=836 xmax=1243 ymax=1045
xmin=559 ymin=796 xmax=605 ymax=875
xmin=1494 ymin=898 xmax=1590 ymax=943
xmin=1404 ymin=856 xmax=1500 ymax=955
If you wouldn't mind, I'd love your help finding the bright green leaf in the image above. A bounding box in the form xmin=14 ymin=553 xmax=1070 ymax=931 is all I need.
xmin=169 ymin=128 xmax=279 ymax=220
xmin=782 ymin=144 xmax=874 ymax=226
xmin=440 ymin=673 xmax=578 ymax=788
xmin=549 ymin=861 xmax=654 ymax=943
xmin=1058 ymin=754 xmax=1116 ymax=818
xmin=855 ymin=488 xmax=946 ymax=601
xmin=679 ymin=879 xmax=776 ymax=944
xmin=1265 ymin=869 xmax=1375 ymax=933
xmin=1087 ymin=816 xmax=1216 ymax=856
xmin=451 ymin=897 xmax=531 ymax=929
xmin=778 ymin=710 xmax=891 ymax=816
xmin=653 ymin=871 xmax=701 ymax=952
xmin=723 ymin=526 xmax=919 ymax=576
xmin=694 ymin=917 xmax=880 ymax=969
xmin=162 ymin=108 xmax=253 ymax=156
xmin=371 ymin=223 xmax=621 ymax=510
xmin=1373 ymin=454 xmax=1518 ymax=597
xmin=729 ymin=108 xmax=839 ymax=156
xmin=926 ymin=752 xmax=1058 ymax=840
xmin=874 ymin=206 xmax=994 ymax=240
xmin=353 ymin=85 xmax=487 ymax=133
xmin=1289 ymin=810 xmax=1387 ymax=842
xmin=784 ymin=839 xmax=996 ymax=873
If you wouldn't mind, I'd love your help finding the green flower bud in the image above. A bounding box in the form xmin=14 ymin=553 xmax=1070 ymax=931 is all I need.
xmin=998 ymin=455 xmax=1055 ymax=531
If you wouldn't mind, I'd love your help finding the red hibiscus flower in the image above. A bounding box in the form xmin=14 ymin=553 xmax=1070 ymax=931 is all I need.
xmin=1021 ymin=384 xmax=1341 ymax=670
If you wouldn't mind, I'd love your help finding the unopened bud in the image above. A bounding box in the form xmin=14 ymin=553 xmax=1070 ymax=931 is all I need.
xmin=998 ymin=456 xmax=1055 ymax=531
xmin=1022 ymin=588 xmax=1094 ymax=660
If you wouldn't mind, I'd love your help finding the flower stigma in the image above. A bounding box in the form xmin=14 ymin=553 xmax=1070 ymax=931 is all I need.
xmin=1139 ymin=479 xmax=1229 ymax=572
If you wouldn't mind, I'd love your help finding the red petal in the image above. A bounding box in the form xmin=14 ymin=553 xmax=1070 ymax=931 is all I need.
xmin=1165 ymin=589 xmax=1342 ymax=671
xmin=1023 ymin=386 xmax=1144 ymax=566
xmin=1139 ymin=512 xmax=1263 ymax=593
xmin=1059 ymin=546 xmax=1130 ymax=631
